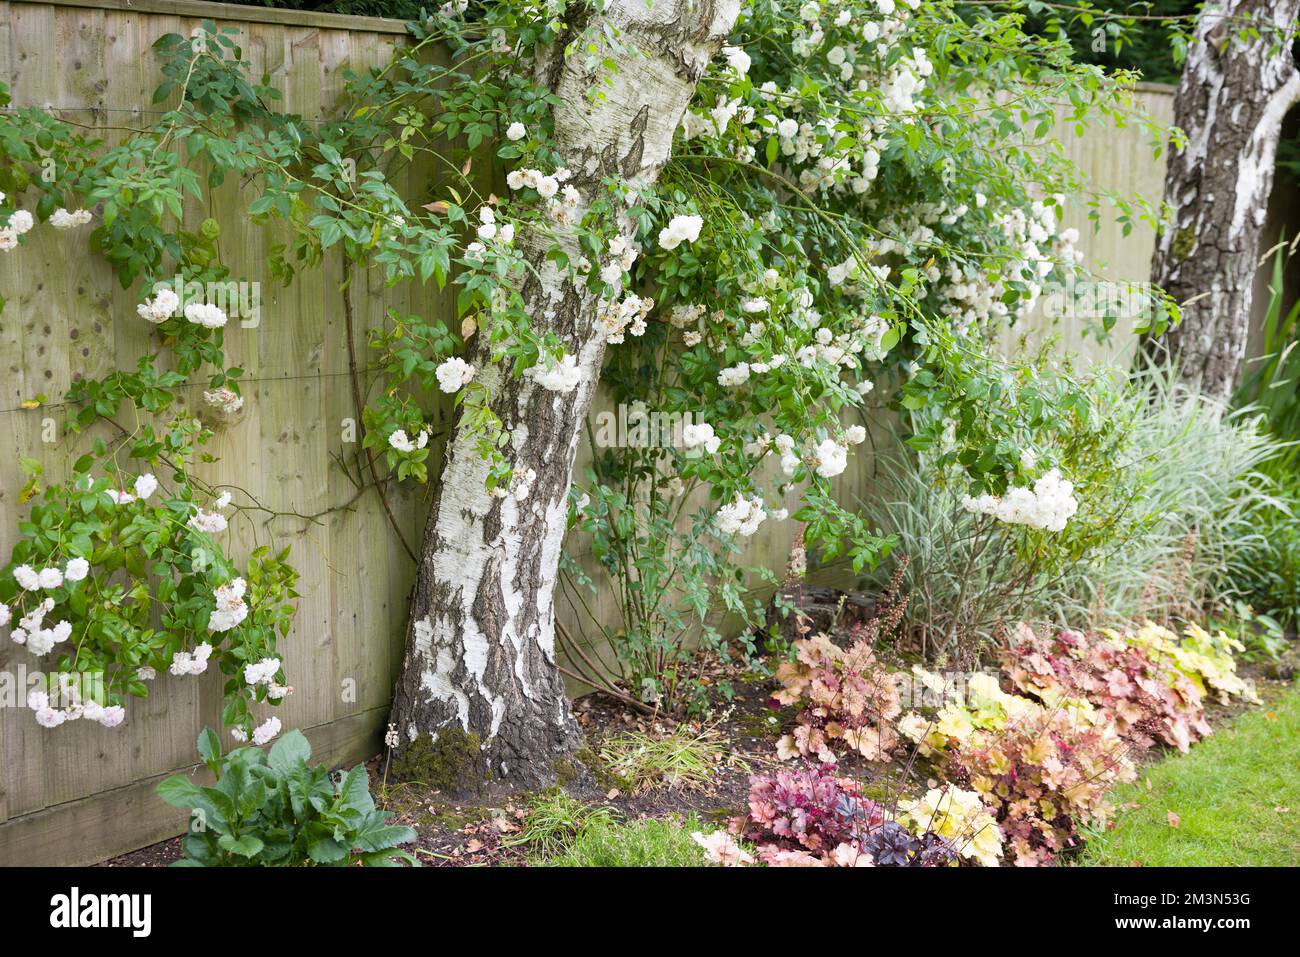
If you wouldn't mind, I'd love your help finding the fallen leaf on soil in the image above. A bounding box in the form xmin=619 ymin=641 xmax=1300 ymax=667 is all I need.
xmin=1166 ymin=811 xmax=1181 ymax=829
xmin=606 ymin=788 xmax=620 ymax=800
xmin=465 ymin=839 xmax=483 ymax=853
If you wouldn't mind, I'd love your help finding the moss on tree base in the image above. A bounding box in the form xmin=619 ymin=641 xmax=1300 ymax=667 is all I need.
xmin=391 ymin=727 xmax=489 ymax=793
xmin=391 ymin=726 xmax=599 ymax=796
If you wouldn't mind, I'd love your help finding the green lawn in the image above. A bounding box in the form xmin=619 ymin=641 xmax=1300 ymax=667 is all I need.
xmin=1080 ymin=686 xmax=1300 ymax=866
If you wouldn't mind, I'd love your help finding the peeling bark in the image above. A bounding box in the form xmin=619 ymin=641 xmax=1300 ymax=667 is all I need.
xmin=389 ymin=0 xmax=740 ymax=793
xmin=1149 ymin=0 xmax=1300 ymax=400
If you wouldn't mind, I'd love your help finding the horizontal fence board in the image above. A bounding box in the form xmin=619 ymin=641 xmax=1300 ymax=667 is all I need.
xmin=16 ymin=0 xmax=413 ymax=35
xmin=0 ymin=705 xmax=386 ymax=866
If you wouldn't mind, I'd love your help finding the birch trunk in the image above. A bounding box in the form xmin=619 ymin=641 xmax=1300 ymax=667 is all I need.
xmin=389 ymin=0 xmax=740 ymax=792
xmin=1149 ymin=0 xmax=1300 ymax=400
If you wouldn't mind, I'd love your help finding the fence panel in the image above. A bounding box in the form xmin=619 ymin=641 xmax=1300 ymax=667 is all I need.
xmin=0 ymin=0 xmax=1182 ymax=865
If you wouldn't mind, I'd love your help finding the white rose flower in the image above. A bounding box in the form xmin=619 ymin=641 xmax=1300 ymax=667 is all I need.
xmin=435 ymin=357 xmax=476 ymax=394
xmin=657 ymin=214 xmax=703 ymax=250
xmin=64 ymin=557 xmax=90 ymax=582
xmin=134 ymin=473 xmax=159 ymax=500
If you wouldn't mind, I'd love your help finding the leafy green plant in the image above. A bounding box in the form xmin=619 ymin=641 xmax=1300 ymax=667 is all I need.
xmin=1223 ymin=239 xmax=1300 ymax=629
xmin=1227 ymin=476 xmax=1300 ymax=632
xmin=862 ymin=362 xmax=1286 ymax=657
xmin=1208 ymin=600 xmax=1291 ymax=662
xmin=560 ymin=469 xmax=781 ymax=714
xmin=157 ymin=728 xmax=417 ymax=867
xmin=857 ymin=355 xmax=1140 ymax=660
xmin=1234 ymin=236 xmax=1300 ymax=464
xmin=0 ymin=452 xmax=299 ymax=735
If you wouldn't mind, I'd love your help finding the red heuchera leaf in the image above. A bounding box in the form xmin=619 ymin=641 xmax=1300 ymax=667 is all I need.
xmin=744 ymin=763 xmax=886 ymax=860
xmin=1002 ymin=624 xmax=1210 ymax=753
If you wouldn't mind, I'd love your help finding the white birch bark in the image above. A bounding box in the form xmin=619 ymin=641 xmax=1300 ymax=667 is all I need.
xmin=1150 ymin=0 xmax=1300 ymax=400
xmin=389 ymin=0 xmax=740 ymax=791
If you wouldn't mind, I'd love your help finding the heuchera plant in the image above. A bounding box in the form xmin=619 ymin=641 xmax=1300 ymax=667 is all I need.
xmin=897 ymin=669 xmax=1042 ymax=756
xmin=1107 ymin=621 xmax=1260 ymax=705
xmin=772 ymin=633 xmax=902 ymax=762
xmin=733 ymin=762 xmax=1000 ymax=867
xmin=1003 ymin=623 xmax=1211 ymax=752
xmin=898 ymin=666 xmax=1135 ymax=865
xmin=949 ymin=698 xmax=1135 ymax=866
xmin=896 ymin=785 xmax=1004 ymax=868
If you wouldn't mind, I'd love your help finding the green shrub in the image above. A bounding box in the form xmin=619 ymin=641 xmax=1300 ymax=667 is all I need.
xmin=1047 ymin=363 xmax=1283 ymax=626
xmin=157 ymin=728 xmax=417 ymax=866
xmin=1234 ymin=237 xmax=1300 ymax=463
xmin=855 ymin=356 xmax=1137 ymax=660
xmin=1225 ymin=238 xmax=1300 ymax=629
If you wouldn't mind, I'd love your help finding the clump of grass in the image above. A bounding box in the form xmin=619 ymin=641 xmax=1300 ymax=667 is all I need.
xmin=1079 ymin=685 xmax=1300 ymax=866
xmin=859 ymin=362 xmax=1286 ymax=659
xmin=545 ymin=813 xmax=713 ymax=867
xmin=500 ymin=789 xmax=617 ymax=858
xmin=596 ymin=724 xmax=746 ymax=793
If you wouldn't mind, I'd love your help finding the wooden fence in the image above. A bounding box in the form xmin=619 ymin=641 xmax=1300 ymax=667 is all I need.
xmin=0 ymin=0 xmax=1190 ymax=865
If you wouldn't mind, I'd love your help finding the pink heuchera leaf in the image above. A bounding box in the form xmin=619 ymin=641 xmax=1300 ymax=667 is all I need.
xmin=692 ymin=830 xmax=755 ymax=866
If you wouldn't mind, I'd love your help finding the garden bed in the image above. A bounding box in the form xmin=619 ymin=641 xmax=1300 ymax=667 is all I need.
xmin=101 ymin=624 xmax=1296 ymax=868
